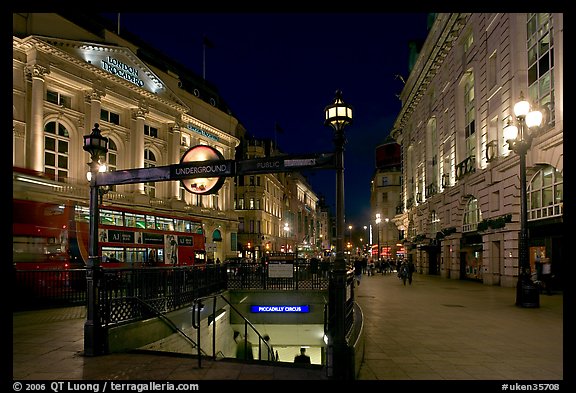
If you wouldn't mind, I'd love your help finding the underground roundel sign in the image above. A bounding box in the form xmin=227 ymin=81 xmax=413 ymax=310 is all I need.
xmin=180 ymin=145 xmax=226 ymax=195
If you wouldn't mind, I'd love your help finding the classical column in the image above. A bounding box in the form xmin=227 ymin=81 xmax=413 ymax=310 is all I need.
xmin=88 ymin=84 xmax=106 ymax=128
xmin=26 ymin=64 xmax=48 ymax=172
xmin=133 ymin=102 xmax=147 ymax=194
xmin=170 ymin=121 xmax=182 ymax=200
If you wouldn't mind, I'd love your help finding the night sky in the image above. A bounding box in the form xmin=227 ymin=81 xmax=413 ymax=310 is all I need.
xmin=100 ymin=12 xmax=430 ymax=228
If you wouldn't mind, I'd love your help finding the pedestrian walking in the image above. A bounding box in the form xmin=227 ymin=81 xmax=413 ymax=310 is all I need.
xmin=407 ymin=259 xmax=415 ymax=285
xmin=354 ymin=258 xmax=363 ymax=286
xmin=234 ymin=331 xmax=254 ymax=360
xmin=262 ymin=334 xmax=277 ymax=361
xmin=367 ymin=258 xmax=375 ymax=276
xmin=399 ymin=261 xmax=409 ymax=285
xmin=540 ymin=258 xmax=552 ymax=295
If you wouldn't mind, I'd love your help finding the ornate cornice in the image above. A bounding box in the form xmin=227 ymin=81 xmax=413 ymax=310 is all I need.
xmin=392 ymin=13 xmax=470 ymax=140
xmin=18 ymin=36 xmax=189 ymax=114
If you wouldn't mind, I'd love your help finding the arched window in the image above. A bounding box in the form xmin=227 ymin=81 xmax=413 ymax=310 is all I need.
xmin=528 ymin=165 xmax=563 ymax=220
xmin=463 ymin=197 xmax=482 ymax=233
xmin=144 ymin=149 xmax=156 ymax=198
xmin=44 ymin=121 xmax=69 ymax=182
xmin=212 ymin=229 xmax=222 ymax=242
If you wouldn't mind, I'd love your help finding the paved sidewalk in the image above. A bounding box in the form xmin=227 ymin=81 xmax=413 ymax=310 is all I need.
xmin=12 ymin=273 xmax=566 ymax=385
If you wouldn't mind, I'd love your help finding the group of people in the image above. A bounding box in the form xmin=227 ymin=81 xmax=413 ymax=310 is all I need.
xmin=233 ymin=331 xmax=311 ymax=363
xmin=353 ymin=256 xmax=415 ymax=286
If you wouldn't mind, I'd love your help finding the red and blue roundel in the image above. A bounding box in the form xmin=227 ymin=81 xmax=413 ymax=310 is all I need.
xmin=180 ymin=145 xmax=226 ymax=195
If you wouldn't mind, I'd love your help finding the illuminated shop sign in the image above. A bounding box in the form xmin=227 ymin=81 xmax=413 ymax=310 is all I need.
xmin=186 ymin=124 xmax=219 ymax=142
xmin=100 ymin=56 xmax=145 ymax=88
xmin=250 ymin=305 xmax=310 ymax=313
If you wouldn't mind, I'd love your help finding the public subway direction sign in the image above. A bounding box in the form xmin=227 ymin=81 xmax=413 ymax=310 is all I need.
xmin=93 ymin=145 xmax=336 ymax=195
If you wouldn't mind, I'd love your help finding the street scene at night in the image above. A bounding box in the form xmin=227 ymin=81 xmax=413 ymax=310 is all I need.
xmin=12 ymin=12 xmax=565 ymax=388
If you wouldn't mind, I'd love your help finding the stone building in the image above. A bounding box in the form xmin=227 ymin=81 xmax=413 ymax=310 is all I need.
xmin=391 ymin=13 xmax=563 ymax=288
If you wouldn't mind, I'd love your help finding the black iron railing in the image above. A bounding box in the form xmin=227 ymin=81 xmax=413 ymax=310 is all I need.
xmin=14 ymin=261 xmax=331 ymax=317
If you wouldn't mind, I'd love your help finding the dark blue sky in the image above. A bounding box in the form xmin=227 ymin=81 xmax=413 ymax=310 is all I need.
xmin=101 ymin=13 xmax=430 ymax=227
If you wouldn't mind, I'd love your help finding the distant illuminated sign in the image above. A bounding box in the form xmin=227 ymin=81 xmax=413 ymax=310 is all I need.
xmin=250 ymin=305 xmax=310 ymax=313
xmin=186 ymin=124 xmax=219 ymax=142
xmin=100 ymin=56 xmax=144 ymax=88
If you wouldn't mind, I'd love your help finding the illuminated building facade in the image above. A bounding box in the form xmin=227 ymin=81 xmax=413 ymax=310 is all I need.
xmin=13 ymin=13 xmax=241 ymax=262
xmin=391 ymin=13 xmax=563 ymax=287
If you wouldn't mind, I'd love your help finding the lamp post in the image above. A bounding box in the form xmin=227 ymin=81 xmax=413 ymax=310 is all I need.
xmin=503 ymin=92 xmax=542 ymax=308
xmin=284 ymin=222 xmax=290 ymax=253
xmin=83 ymin=123 xmax=109 ymax=355
xmin=384 ymin=217 xmax=389 ymax=260
xmin=375 ymin=214 xmax=381 ymax=262
xmin=324 ymin=90 xmax=352 ymax=379
xmin=348 ymin=225 xmax=353 ymax=260
xmin=363 ymin=225 xmax=368 ymax=255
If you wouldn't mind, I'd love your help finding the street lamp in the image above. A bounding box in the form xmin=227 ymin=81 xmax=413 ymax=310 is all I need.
xmin=503 ymin=92 xmax=542 ymax=308
xmin=83 ymin=123 xmax=108 ymax=355
xmin=375 ymin=214 xmax=381 ymax=262
xmin=384 ymin=218 xmax=389 ymax=260
xmin=324 ymin=90 xmax=352 ymax=379
xmin=284 ymin=222 xmax=290 ymax=253
xmin=348 ymin=225 xmax=353 ymax=259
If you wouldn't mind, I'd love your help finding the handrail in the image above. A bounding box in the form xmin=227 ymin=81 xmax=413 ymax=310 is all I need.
xmin=192 ymin=291 xmax=275 ymax=368
xmin=132 ymin=296 xmax=208 ymax=357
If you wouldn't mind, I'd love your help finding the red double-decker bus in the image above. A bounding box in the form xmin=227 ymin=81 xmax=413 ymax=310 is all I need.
xmin=13 ymin=199 xmax=207 ymax=270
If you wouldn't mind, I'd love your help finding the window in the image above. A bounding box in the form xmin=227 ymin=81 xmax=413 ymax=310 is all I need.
xmin=156 ymin=217 xmax=174 ymax=231
xmin=125 ymin=212 xmax=146 ymax=229
xmin=462 ymin=197 xmax=482 ymax=233
xmin=44 ymin=121 xmax=69 ymax=182
xmin=106 ymin=139 xmax=118 ymax=172
xmin=528 ymin=165 xmax=563 ymax=220
xmin=100 ymin=209 xmax=124 ymax=226
xmin=527 ymin=13 xmax=555 ymax=125
xmin=144 ymin=124 xmax=158 ymax=138
xmin=427 ymin=117 xmax=438 ymax=189
xmin=46 ymin=90 xmax=71 ymax=108
xmin=100 ymin=109 xmax=120 ymax=125
xmin=463 ymin=31 xmax=474 ymax=53
xmin=488 ymin=51 xmax=498 ymax=90
xmin=464 ymin=72 xmax=476 ymax=159
xmin=430 ymin=210 xmax=440 ymax=235
xmin=144 ymin=149 xmax=156 ymax=198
